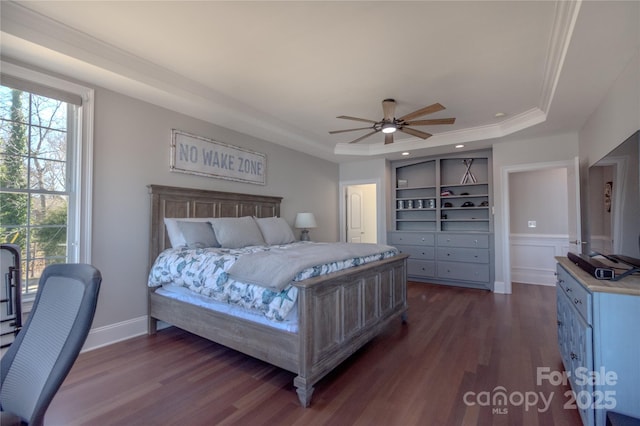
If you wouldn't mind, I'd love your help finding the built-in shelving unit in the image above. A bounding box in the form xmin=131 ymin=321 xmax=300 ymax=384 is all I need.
xmin=389 ymin=150 xmax=493 ymax=289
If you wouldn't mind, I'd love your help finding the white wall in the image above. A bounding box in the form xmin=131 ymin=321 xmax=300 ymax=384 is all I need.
xmin=492 ymin=132 xmax=579 ymax=288
xmin=79 ymin=85 xmax=338 ymax=347
xmin=339 ymin=158 xmax=390 ymax=244
xmin=509 ymin=168 xmax=569 ymax=235
xmin=579 ymin=50 xmax=640 ymax=167
xmin=509 ymin=167 xmax=570 ymax=285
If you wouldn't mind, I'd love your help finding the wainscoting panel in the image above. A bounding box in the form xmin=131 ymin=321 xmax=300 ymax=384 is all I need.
xmin=510 ymin=234 xmax=571 ymax=285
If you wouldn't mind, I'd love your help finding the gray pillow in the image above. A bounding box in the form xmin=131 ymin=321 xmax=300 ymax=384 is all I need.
xmin=210 ymin=216 xmax=266 ymax=248
xmin=255 ymin=217 xmax=295 ymax=245
xmin=177 ymin=221 xmax=219 ymax=248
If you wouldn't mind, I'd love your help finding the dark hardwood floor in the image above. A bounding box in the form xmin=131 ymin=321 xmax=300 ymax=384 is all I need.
xmin=46 ymin=282 xmax=582 ymax=425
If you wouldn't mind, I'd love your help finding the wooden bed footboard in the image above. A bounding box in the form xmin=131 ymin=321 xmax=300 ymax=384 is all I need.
xmin=293 ymin=253 xmax=408 ymax=406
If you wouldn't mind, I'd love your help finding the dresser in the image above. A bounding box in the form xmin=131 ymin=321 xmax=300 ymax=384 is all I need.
xmin=555 ymin=257 xmax=640 ymax=426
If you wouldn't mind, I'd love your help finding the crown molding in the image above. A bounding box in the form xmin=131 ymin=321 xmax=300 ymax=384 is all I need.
xmin=1 ymin=1 xmax=580 ymax=160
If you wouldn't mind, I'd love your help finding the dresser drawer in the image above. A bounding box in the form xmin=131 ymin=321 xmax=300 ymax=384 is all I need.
xmin=437 ymin=233 xmax=489 ymax=248
xmin=437 ymin=261 xmax=489 ymax=283
xmin=397 ymin=245 xmax=435 ymax=260
xmin=557 ymin=266 xmax=592 ymax=324
xmin=389 ymin=232 xmax=435 ymax=246
xmin=436 ymin=247 xmax=489 ymax=264
xmin=407 ymin=259 xmax=436 ymax=278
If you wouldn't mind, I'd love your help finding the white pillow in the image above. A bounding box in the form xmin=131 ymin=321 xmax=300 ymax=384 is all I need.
xmin=177 ymin=220 xmax=219 ymax=248
xmin=164 ymin=217 xmax=215 ymax=247
xmin=210 ymin=216 xmax=266 ymax=248
xmin=255 ymin=217 xmax=296 ymax=245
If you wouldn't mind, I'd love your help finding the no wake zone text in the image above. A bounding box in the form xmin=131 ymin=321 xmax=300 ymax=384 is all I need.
xmin=178 ymin=143 xmax=263 ymax=176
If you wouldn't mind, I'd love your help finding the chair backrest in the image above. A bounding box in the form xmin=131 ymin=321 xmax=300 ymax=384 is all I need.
xmin=0 ymin=263 xmax=101 ymax=426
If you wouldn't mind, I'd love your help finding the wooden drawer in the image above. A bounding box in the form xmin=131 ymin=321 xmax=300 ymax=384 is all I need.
xmin=437 ymin=233 xmax=489 ymax=248
xmin=437 ymin=261 xmax=489 ymax=283
xmin=389 ymin=232 xmax=435 ymax=246
xmin=557 ymin=266 xmax=592 ymax=324
xmin=436 ymin=247 xmax=489 ymax=264
xmin=407 ymin=259 xmax=435 ymax=278
xmin=396 ymin=245 xmax=435 ymax=260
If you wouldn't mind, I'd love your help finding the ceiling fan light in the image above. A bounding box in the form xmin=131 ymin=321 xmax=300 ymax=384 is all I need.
xmin=381 ymin=122 xmax=397 ymax=134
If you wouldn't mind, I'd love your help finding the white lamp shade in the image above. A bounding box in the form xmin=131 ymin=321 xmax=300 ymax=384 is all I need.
xmin=294 ymin=212 xmax=317 ymax=229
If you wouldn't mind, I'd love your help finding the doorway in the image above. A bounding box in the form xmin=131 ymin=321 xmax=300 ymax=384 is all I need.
xmin=346 ymin=184 xmax=377 ymax=243
xmin=342 ymin=182 xmax=378 ymax=243
xmin=501 ymin=158 xmax=580 ymax=293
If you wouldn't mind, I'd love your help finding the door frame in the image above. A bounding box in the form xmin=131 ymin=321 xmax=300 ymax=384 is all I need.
xmin=500 ymin=158 xmax=579 ymax=294
xmin=339 ymin=179 xmax=382 ymax=243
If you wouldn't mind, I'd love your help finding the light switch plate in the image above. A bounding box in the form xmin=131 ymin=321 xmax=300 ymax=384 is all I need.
xmin=528 ymin=220 xmax=537 ymax=228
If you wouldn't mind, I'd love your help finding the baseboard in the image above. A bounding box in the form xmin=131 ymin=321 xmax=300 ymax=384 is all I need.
xmin=511 ymin=267 xmax=557 ymax=286
xmin=81 ymin=315 xmax=148 ymax=352
xmin=493 ymin=281 xmax=507 ymax=294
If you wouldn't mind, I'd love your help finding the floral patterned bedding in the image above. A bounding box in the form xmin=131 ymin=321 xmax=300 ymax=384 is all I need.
xmin=148 ymin=242 xmax=398 ymax=322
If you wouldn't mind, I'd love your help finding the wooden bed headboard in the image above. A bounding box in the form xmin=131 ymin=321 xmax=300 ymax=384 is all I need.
xmin=148 ymin=185 xmax=282 ymax=267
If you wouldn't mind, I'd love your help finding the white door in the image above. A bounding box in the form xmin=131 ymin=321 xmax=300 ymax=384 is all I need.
xmin=567 ymin=157 xmax=583 ymax=254
xmin=346 ymin=184 xmax=377 ymax=243
xmin=347 ymin=186 xmax=364 ymax=243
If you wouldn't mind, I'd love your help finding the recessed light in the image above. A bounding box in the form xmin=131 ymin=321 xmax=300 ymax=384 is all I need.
xmin=401 ymin=152 xmax=410 ymax=156
xmin=495 ymin=112 xmax=506 ymax=118
xmin=455 ymin=144 xmax=464 ymax=149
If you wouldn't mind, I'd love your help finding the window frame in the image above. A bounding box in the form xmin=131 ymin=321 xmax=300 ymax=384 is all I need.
xmin=1 ymin=60 xmax=95 ymax=299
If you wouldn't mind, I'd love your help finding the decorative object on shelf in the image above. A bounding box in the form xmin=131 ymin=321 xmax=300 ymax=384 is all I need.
xmin=444 ymin=202 xmax=453 ymax=208
xmin=397 ymin=179 xmax=408 ymax=188
xmin=461 ymin=201 xmax=475 ymax=207
xmin=441 ymin=189 xmax=454 ymax=196
xmin=480 ymin=201 xmax=489 ymax=207
xmin=294 ymin=212 xmax=317 ymax=241
xmin=427 ymin=199 xmax=436 ymax=208
xmin=460 ymin=159 xmax=477 ymax=184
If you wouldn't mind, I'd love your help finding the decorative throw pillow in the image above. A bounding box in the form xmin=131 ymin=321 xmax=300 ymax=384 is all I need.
xmin=164 ymin=217 xmax=216 ymax=247
xmin=177 ymin=220 xmax=219 ymax=248
xmin=255 ymin=217 xmax=296 ymax=245
xmin=210 ymin=216 xmax=266 ymax=248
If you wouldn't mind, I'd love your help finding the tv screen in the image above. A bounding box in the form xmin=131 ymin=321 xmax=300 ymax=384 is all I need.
xmin=587 ymin=130 xmax=640 ymax=261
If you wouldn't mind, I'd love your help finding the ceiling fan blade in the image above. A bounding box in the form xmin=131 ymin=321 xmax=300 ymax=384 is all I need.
xmin=404 ymin=118 xmax=456 ymax=126
xmin=400 ymin=127 xmax=432 ymax=139
xmin=348 ymin=130 xmax=380 ymax=144
xmin=382 ymin=99 xmax=396 ymax=121
xmin=337 ymin=115 xmax=378 ymax=124
xmin=399 ymin=103 xmax=445 ymax=121
xmin=384 ymin=133 xmax=394 ymax=145
xmin=329 ymin=126 xmax=374 ymax=134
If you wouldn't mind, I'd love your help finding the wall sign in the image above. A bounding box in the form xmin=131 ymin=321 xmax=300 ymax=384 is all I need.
xmin=170 ymin=129 xmax=266 ymax=185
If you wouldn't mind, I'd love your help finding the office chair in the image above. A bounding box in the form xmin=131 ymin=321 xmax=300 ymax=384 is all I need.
xmin=0 ymin=263 xmax=102 ymax=426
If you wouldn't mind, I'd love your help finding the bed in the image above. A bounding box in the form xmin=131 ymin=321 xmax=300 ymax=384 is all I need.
xmin=146 ymin=184 xmax=408 ymax=406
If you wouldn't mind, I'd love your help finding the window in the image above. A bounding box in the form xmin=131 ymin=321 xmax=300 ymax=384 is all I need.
xmin=0 ymin=63 xmax=94 ymax=298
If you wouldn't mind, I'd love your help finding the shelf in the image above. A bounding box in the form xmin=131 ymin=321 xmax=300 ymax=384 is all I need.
xmin=396 ymin=185 xmax=436 ymax=191
xmin=392 ymin=152 xmax=492 ymax=233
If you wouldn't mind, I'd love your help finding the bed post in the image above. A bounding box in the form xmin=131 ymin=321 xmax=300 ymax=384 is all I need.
xmin=294 ymin=285 xmax=314 ymax=407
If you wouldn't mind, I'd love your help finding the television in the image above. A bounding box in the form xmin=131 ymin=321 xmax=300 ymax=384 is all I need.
xmin=586 ymin=130 xmax=640 ymax=264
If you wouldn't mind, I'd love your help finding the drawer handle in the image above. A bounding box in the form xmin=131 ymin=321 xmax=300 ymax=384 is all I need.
xmin=565 ymin=287 xmax=572 ymax=293
xmin=570 ymin=352 xmax=578 ymax=360
xmin=557 ymin=320 xmax=562 ymax=326
xmin=574 ymin=298 xmax=582 ymax=305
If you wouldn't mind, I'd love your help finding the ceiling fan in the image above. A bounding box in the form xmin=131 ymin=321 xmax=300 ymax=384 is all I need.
xmin=329 ymin=99 xmax=456 ymax=144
